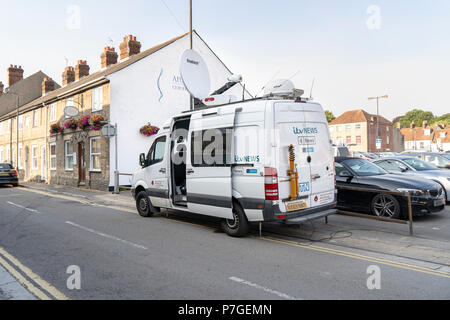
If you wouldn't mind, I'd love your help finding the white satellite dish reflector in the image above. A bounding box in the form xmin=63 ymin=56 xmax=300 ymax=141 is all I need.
xmin=180 ymin=49 xmax=210 ymax=99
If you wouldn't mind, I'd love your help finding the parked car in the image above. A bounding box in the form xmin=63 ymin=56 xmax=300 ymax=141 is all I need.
xmin=372 ymin=157 xmax=450 ymax=202
xmin=332 ymin=145 xmax=351 ymax=157
xmin=402 ymin=152 xmax=450 ymax=169
xmin=376 ymin=152 xmax=400 ymax=158
xmin=0 ymin=163 xmax=19 ymax=187
xmin=352 ymin=151 xmax=377 ymax=160
xmin=335 ymin=157 xmax=446 ymax=218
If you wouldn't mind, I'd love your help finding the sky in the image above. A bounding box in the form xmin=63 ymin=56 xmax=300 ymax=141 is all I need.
xmin=0 ymin=0 xmax=449 ymax=120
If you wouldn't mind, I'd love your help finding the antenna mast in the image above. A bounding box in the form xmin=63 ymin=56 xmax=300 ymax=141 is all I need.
xmin=189 ymin=0 xmax=194 ymax=110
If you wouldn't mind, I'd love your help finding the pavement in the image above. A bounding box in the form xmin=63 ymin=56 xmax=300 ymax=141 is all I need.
xmin=0 ymin=182 xmax=449 ymax=299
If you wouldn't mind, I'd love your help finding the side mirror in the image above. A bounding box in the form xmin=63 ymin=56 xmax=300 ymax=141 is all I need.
xmin=399 ymin=166 xmax=408 ymax=172
xmin=139 ymin=153 xmax=147 ymax=167
xmin=339 ymin=171 xmax=353 ymax=178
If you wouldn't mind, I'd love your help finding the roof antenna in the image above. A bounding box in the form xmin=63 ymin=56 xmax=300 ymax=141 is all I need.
xmin=108 ymin=37 xmax=114 ymax=47
xmin=256 ymin=70 xmax=280 ymax=98
xmin=309 ymin=77 xmax=315 ymax=100
xmin=64 ymin=57 xmax=69 ymax=67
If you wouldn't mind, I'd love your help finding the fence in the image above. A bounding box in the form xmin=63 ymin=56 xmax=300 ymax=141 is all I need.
xmin=336 ymin=185 xmax=414 ymax=235
xmin=113 ymin=171 xmax=133 ymax=194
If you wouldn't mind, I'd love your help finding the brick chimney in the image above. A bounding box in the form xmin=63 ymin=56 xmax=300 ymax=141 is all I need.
xmin=41 ymin=77 xmax=56 ymax=95
xmin=422 ymin=120 xmax=428 ymax=128
xmin=75 ymin=60 xmax=90 ymax=80
xmin=410 ymin=121 xmax=415 ymax=129
xmin=101 ymin=46 xmax=118 ymax=68
xmin=119 ymin=35 xmax=141 ymax=60
xmin=396 ymin=122 xmax=402 ymax=129
xmin=8 ymin=65 xmax=24 ymax=87
xmin=62 ymin=66 xmax=75 ymax=86
xmin=0 ymin=81 xmax=4 ymax=96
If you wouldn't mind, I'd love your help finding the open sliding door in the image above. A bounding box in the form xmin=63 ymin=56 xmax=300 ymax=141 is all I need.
xmin=186 ymin=108 xmax=235 ymax=219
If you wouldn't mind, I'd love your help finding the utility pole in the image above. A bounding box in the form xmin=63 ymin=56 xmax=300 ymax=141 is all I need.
xmin=368 ymin=95 xmax=388 ymax=151
xmin=189 ymin=0 xmax=194 ymax=110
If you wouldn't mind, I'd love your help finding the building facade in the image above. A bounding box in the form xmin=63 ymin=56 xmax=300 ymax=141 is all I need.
xmin=401 ymin=122 xmax=450 ymax=152
xmin=329 ymin=109 xmax=394 ymax=153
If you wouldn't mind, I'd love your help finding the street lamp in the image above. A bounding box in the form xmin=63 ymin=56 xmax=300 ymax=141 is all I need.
xmin=368 ymin=95 xmax=388 ymax=151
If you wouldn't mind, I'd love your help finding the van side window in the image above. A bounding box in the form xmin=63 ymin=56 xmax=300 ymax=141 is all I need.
xmin=191 ymin=128 xmax=232 ymax=167
xmin=147 ymin=136 xmax=166 ymax=166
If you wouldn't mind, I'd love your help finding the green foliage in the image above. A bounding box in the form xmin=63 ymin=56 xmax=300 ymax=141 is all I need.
xmin=431 ymin=113 xmax=450 ymax=126
xmin=325 ymin=110 xmax=335 ymax=123
xmin=399 ymin=109 xmax=435 ymax=128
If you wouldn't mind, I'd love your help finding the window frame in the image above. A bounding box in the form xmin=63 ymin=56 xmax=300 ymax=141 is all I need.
xmin=50 ymin=103 xmax=57 ymax=122
xmin=89 ymin=137 xmax=102 ymax=172
xmin=91 ymin=86 xmax=103 ymax=112
xmin=65 ymin=140 xmax=74 ymax=171
xmin=31 ymin=145 xmax=38 ymax=170
xmin=190 ymin=128 xmax=233 ymax=168
xmin=33 ymin=110 xmax=39 ymax=127
xmin=146 ymin=136 xmax=167 ymax=167
xmin=50 ymin=142 xmax=57 ymax=171
xmin=18 ymin=115 xmax=23 ymax=131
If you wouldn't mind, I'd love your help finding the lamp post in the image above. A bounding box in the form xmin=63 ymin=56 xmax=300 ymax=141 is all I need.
xmin=368 ymin=95 xmax=388 ymax=151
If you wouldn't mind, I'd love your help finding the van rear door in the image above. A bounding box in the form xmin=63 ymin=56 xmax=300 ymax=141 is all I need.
xmin=274 ymin=103 xmax=312 ymax=212
xmin=303 ymin=104 xmax=335 ymax=208
xmin=186 ymin=108 xmax=235 ymax=219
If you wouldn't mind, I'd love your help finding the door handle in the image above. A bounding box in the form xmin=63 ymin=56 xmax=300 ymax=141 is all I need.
xmin=311 ymin=174 xmax=321 ymax=180
xmin=186 ymin=169 xmax=194 ymax=175
xmin=159 ymin=168 xmax=166 ymax=173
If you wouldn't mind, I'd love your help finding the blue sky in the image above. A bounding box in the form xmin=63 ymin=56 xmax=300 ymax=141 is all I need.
xmin=1 ymin=0 xmax=449 ymax=119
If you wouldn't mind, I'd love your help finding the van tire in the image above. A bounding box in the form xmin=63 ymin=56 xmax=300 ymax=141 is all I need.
xmin=221 ymin=202 xmax=249 ymax=237
xmin=136 ymin=191 xmax=154 ymax=217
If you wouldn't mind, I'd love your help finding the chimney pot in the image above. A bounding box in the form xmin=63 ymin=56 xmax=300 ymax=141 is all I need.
xmin=101 ymin=46 xmax=118 ymax=68
xmin=75 ymin=60 xmax=90 ymax=80
xmin=62 ymin=66 xmax=76 ymax=86
xmin=7 ymin=64 xmax=24 ymax=87
xmin=42 ymin=77 xmax=56 ymax=95
xmin=119 ymin=34 xmax=141 ymax=60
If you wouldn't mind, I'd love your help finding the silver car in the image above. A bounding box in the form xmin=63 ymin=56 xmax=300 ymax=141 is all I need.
xmin=373 ymin=156 xmax=450 ymax=202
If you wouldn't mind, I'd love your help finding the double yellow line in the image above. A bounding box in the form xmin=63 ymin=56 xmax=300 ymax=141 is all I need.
xmin=0 ymin=247 xmax=68 ymax=300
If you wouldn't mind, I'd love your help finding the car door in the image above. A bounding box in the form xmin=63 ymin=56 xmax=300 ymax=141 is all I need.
xmin=186 ymin=108 xmax=235 ymax=219
xmin=144 ymin=135 xmax=169 ymax=208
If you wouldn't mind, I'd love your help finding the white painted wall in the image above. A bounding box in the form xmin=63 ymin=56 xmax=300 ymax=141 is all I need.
xmin=107 ymin=33 xmax=251 ymax=187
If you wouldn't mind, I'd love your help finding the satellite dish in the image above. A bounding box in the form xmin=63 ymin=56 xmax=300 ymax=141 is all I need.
xmin=64 ymin=106 xmax=79 ymax=118
xmin=180 ymin=49 xmax=210 ymax=99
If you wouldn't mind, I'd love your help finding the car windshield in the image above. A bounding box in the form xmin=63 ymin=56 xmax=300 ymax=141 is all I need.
xmin=343 ymin=158 xmax=387 ymax=176
xmin=402 ymin=158 xmax=437 ymax=171
xmin=0 ymin=164 xmax=12 ymax=170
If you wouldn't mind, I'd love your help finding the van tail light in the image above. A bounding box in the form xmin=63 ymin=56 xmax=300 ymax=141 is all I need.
xmin=264 ymin=167 xmax=279 ymax=201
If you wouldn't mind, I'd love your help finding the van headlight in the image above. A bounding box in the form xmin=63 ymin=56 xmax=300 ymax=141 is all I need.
xmin=396 ymin=188 xmax=425 ymax=196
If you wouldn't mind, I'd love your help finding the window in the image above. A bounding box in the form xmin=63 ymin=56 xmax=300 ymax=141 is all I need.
xmin=6 ymin=119 xmax=10 ymax=133
xmin=32 ymin=145 xmax=38 ymax=170
xmin=345 ymin=125 xmax=351 ymax=132
xmin=146 ymin=136 xmax=166 ymax=166
xmin=50 ymin=103 xmax=57 ymax=122
xmin=355 ymin=124 xmax=361 ymax=131
xmin=335 ymin=162 xmax=346 ymax=176
xmin=343 ymin=158 xmax=387 ymax=176
xmin=375 ymin=160 xmax=404 ymax=173
xmin=18 ymin=115 xmax=23 ymax=130
xmin=387 ymin=135 xmax=390 ymax=145
xmin=65 ymin=141 xmax=74 ymax=170
xmin=92 ymin=87 xmax=103 ymax=112
xmin=337 ymin=126 xmax=342 ymax=132
xmin=0 ymin=147 xmax=3 ymax=162
xmin=346 ymin=136 xmax=352 ymax=144
xmin=6 ymin=146 xmax=10 ymax=163
xmin=50 ymin=143 xmax=57 ymax=170
xmin=33 ymin=110 xmax=39 ymax=127
xmin=329 ymin=126 xmax=335 ymax=132
xmin=387 ymin=126 xmax=390 ymax=132
xmin=18 ymin=144 xmax=22 ymax=169
xmin=90 ymin=137 xmax=102 ymax=171
xmin=0 ymin=122 xmax=3 ymax=134
xmin=25 ymin=117 xmax=30 ymax=128
xmin=356 ymin=136 xmax=362 ymax=145
xmin=191 ymin=128 xmax=232 ymax=167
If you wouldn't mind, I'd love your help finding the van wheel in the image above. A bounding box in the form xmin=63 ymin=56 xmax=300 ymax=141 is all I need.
xmin=221 ymin=202 xmax=249 ymax=237
xmin=136 ymin=191 xmax=153 ymax=217
xmin=371 ymin=194 xmax=401 ymax=219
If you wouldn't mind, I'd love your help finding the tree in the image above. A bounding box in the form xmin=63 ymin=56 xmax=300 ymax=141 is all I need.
xmin=325 ymin=110 xmax=335 ymax=123
xmin=399 ymin=109 xmax=435 ymax=128
xmin=431 ymin=113 xmax=450 ymax=126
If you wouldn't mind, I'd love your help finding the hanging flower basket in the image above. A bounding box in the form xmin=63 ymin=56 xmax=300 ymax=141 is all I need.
xmin=64 ymin=119 xmax=78 ymax=130
xmin=78 ymin=115 xmax=91 ymax=130
xmin=49 ymin=123 xmax=64 ymax=134
xmin=91 ymin=115 xmax=106 ymax=131
xmin=139 ymin=123 xmax=160 ymax=137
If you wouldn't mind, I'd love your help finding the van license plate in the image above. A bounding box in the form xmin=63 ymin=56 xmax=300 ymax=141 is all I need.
xmin=286 ymin=201 xmax=308 ymax=212
xmin=0 ymin=173 xmax=8 ymax=176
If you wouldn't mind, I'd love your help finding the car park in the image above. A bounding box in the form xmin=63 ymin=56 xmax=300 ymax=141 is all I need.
xmin=372 ymin=157 xmax=450 ymax=202
xmin=335 ymin=157 xmax=446 ymax=218
xmin=401 ymin=152 xmax=450 ymax=169
xmin=0 ymin=164 xmax=19 ymax=187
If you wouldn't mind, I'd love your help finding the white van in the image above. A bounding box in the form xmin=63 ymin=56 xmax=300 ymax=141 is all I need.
xmin=131 ymin=96 xmax=337 ymax=237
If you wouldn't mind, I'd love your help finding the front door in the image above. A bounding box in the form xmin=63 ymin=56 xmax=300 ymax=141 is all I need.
xmin=78 ymin=142 xmax=86 ymax=185
xmin=40 ymin=145 xmax=46 ymax=181
xmin=186 ymin=108 xmax=236 ymax=219
xmin=144 ymin=135 xmax=169 ymax=208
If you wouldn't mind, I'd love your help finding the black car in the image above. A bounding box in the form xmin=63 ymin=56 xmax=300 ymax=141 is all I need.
xmin=335 ymin=157 xmax=445 ymax=218
xmin=0 ymin=163 xmax=19 ymax=187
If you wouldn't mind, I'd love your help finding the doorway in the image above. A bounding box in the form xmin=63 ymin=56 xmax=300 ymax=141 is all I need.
xmin=40 ymin=145 xmax=46 ymax=182
xmin=78 ymin=142 xmax=86 ymax=185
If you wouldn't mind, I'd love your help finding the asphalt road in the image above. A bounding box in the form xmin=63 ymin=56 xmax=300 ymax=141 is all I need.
xmin=0 ymin=186 xmax=449 ymax=300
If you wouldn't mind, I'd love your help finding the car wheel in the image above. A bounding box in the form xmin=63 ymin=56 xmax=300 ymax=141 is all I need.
xmin=371 ymin=194 xmax=401 ymax=219
xmin=221 ymin=202 xmax=249 ymax=237
xmin=136 ymin=191 xmax=154 ymax=217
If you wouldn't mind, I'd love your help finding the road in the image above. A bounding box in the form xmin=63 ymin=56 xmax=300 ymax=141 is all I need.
xmin=0 ymin=185 xmax=449 ymax=300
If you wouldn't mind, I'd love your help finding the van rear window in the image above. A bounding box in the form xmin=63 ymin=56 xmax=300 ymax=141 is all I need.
xmin=191 ymin=128 xmax=232 ymax=167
